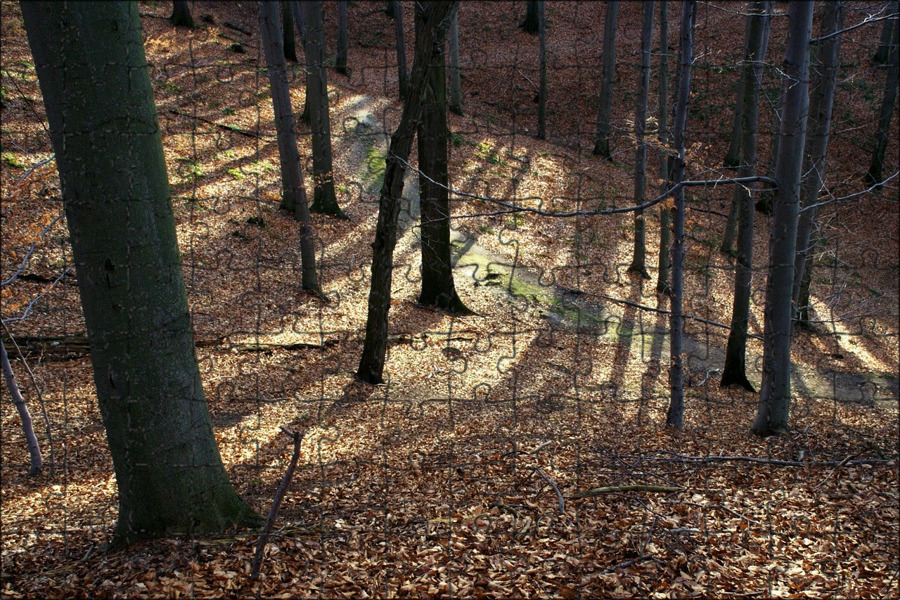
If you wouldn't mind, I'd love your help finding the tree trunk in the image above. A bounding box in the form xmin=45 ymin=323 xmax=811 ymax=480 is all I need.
xmin=537 ymin=1 xmax=547 ymax=139
xmin=290 ymin=2 xmax=310 ymax=123
xmin=521 ymin=0 xmax=539 ymax=34
xmin=259 ymin=1 xmax=320 ymax=293
xmin=2 ymin=339 xmax=42 ymax=476
xmin=282 ymin=1 xmax=298 ymax=62
xmin=873 ymin=11 xmax=895 ymax=64
xmin=656 ymin=0 xmax=671 ymax=295
xmin=752 ymin=0 xmax=814 ymax=437
xmin=866 ymin=1 xmax=899 ymax=186
xmin=357 ymin=1 xmax=459 ymax=385
xmin=393 ymin=0 xmax=409 ymax=99
xmin=417 ymin=9 xmax=470 ymax=315
xmin=720 ymin=1 xmax=772 ymax=392
xmin=722 ymin=10 xmax=754 ymax=168
xmin=448 ymin=5 xmax=463 ymax=115
xmin=666 ymin=0 xmax=696 ymax=430
xmin=793 ymin=1 xmax=843 ymax=327
xmin=171 ymin=0 xmax=194 ymax=28
xmin=301 ymin=1 xmax=346 ymax=218
xmin=592 ymin=1 xmax=619 ymax=158
xmin=336 ymin=0 xmax=349 ymax=75
xmin=21 ymin=2 xmax=257 ymax=545
xmin=628 ymin=2 xmax=654 ymax=280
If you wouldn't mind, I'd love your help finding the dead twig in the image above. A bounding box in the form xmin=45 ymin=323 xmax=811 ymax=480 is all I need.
xmin=573 ymin=485 xmax=683 ymax=499
xmin=534 ymin=468 xmax=565 ymax=514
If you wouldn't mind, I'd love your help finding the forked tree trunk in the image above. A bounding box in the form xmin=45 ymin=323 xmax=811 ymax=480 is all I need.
xmin=793 ymin=2 xmax=843 ymax=327
xmin=666 ymin=0 xmax=696 ymax=430
xmin=593 ymin=1 xmax=619 ymax=158
xmin=537 ymin=0 xmax=547 ymax=139
xmin=357 ymin=1 xmax=459 ymax=385
xmin=22 ymin=2 xmax=258 ymax=546
xmin=720 ymin=1 xmax=772 ymax=392
xmin=656 ymin=0 xmax=671 ymax=295
xmin=628 ymin=1 xmax=654 ymax=280
xmin=866 ymin=1 xmax=899 ymax=186
xmin=301 ymin=0 xmax=346 ymax=218
xmin=393 ymin=0 xmax=409 ymax=99
xmin=448 ymin=5 xmax=463 ymax=115
xmin=259 ymin=1 xmax=320 ymax=293
xmin=752 ymin=0 xmax=814 ymax=437
xmin=336 ymin=0 xmax=349 ymax=75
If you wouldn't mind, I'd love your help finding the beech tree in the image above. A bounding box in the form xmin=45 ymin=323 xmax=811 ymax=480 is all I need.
xmin=336 ymin=0 xmax=349 ymax=75
xmin=720 ymin=1 xmax=772 ymax=392
xmin=448 ymin=5 xmax=463 ymax=115
xmin=752 ymin=0 xmax=814 ymax=437
xmin=656 ymin=0 xmax=671 ymax=295
xmin=873 ymin=10 xmax=896 ymax=64
xmin=282 ymin=1 xmax=298 ymax=62
xmin=866 ymin=1 xmax=899 ymax=186
xmin=521 ymin=0 xmax=540 ymax=34
xmin=171 ymin=0 xmax=194 ymax=28
xmin=357 ymin=1 xmax=459 ymax=385
xmin=393 ymin=0 xmax=409 ymax=99
xmin=21 ymin=1 xmax=258 ymax=545
xmin=628 ymin=1 xmax=655 ymax=280
xmin=592 ymin=1 xmax=619 ymax=158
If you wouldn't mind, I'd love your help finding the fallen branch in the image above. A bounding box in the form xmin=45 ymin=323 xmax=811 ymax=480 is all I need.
xmin=167 ymin=108 xmax=259 ymax=138
xmin=251 ymin=426 xmax=305 ymax=581
xmin=573 ymin=485 xmax=683 ymax=498
xmin=618 ymin=453 xmax=896 ymax=467
xmin=534 ymin=468 xmax=565 ymax=514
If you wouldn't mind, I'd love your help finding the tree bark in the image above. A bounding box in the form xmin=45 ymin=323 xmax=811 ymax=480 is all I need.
xmin=873 ymin=11 xmax=896 ymax=64
xmin=722 ymin=9 xmax=755 ymax=168
xmin=866 ymin=1 xmax=899 ymax=186
xmin=666 ymin=0 xmax=696 ymax=430
xmin=357 ymin=1 xmax=459 ymax=385
xmin=448 ymin=5 xmax=463 ymax=115
xmin=656 ymin=0 xmax=671 ymax=295
xmin=171 ymin=0 xmax=194 ymax=28
xmin=793 ymin=2 xmax=843 ymax=327
xmin=22 ymin=2 xmax=258 ymax=545
xmin=521 ymin=0 xmax=539 ymax=34
xmin=537 ymin=0 xmax=547 ymax=139
xmin=282 ymin=1 xmax=298 ymax=62
xmin=336 ymin=0 xmax=349 ymax=75
xmin=593 ymin=1 xmax=619 ymax=158
xmin=259 ymin=1 xmax=320 ymax=293
xmin=2 ymin=339 xmax=42 ymax=476
xmin=289 ymin=2 xmax=309 ymax=122
xmin=752 ymin=0 xmax=814 ymax=437
xmin=417 ymin=9 xmax=470 ymax=314
xmin=301 ymin=1 xmax=346 ymax=218
xmin=628 ymin=2 xmax=654 ymax=280
xmin=721 ymin=1 xmax=772 ymax=392
xmin=393 ymin=0 xmax=409 ymax=99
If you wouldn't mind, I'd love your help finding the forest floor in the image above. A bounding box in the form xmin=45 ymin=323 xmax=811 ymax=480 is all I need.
xmin=1 ymin=1 xmax=898 ymax=598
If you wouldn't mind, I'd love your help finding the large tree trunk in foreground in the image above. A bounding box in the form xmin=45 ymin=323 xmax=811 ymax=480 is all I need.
xmin=592 ymin=1 xmax=619 ymax=158
xmin=793 ymin=1 xmax=843 ymax=327
xmin=721 ymin=1 xmax=772 ymax=392
xmin=259 ymin=1 xmax=320 ymax=292
xmin=666 ymin=0 xmax=696 ymax=430
xmin=628 ymin=1 xmax=654 ymax=280
xmin=417 ymin=7 xmax=470 ymax=314
xmin=21 ymin=2 xmax=257 ymax=546
xmin=656 ymin=0 xmax=671 ymax=295
xmin=301 ymin=0 xmax=346 ymax=218
xmin=752 ymin=0 xmax=814 ymax=437
xmin=357 ymin=1 xmax=459 ymax=385
xmin=866 ymin=1 xmax=899 ymax=186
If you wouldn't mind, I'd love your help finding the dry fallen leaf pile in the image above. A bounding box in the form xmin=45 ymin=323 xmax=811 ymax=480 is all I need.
xmin=1 ymin=2 xmax=897 ymax=598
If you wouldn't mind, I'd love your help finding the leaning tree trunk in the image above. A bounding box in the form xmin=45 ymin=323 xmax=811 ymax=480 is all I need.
xmin=537 ymin=0 xmax=547 ymax=139
xmin=418 ymin=4 xmax=471 ymax=315
xmin=752 ymin=0 xmax=814 ymax=437
xmin=282 ymin=1 xmax=298 ymax=62
xmin=720 ymin=1 xmax=772 ymax=393
xmin=336 ymin=0 xmax=349 ymax=75
xmin=2 ymin=339 xmax=42 ymax=476
xmin=628 ymin=1 xmax=654 ymax=280
xmin=593 ymin=0 xmax=619 ymax=158
xmin=357 ymin=1 xmax=459 ymax=385
xmin=793 ymin=1 xmax=843 ymax=327
xmin=260 ymin=1 xmax=320 ymax=293
xmin=301 ymin=0 xmax=346 ymax=218
xmin=393 ymin=0 xmax=409 ymax=99
xmin=666 ymin=0 xmax=696 ymax=430
xmin=656 ymin=0 xmax=671 ymax=295
xmin=521 ymin=0 xmax=539 ymax=34
xmin=448 ymin=5 xmax=463 ymax=115
xmin=873 ymin=10 xmax=896 ymax=64
xmin=866 ymin=1 xmax=899 ymax=186
xmin=171 ymin=0 xmax=194 ymax=28
xmin=22 ymin=2 xmax=257 ymax=546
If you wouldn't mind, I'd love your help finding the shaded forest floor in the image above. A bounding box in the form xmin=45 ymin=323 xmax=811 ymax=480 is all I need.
xmin=1 ymin=2 xmax=898 ymax=598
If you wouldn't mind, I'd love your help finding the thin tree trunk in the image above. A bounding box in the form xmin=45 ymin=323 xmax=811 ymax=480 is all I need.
xmin=666 ymin=0 xmax=696 ymax=430
xmin=537 ymin=0 xmax=547 ymax=139
xmin=282 ymin=2 xmax=297 ymax=62
xmin=357 ymin=1 xmax=459 ymax=385
xmin=301 ymin=1 xmax=346 ymax=218
xmin=171 ymin=0 xmax=194 ymax=28
xmin=593 ymin=1 xmax=619 ymax=158
xmin=2 ymin=339 xmax=42 ymax=476
xmin=866 ymin=1 xmax=899 ymax=186
xmin=448 ymin=5 xmax=463 ymax=115
xmin=22 ymin=2 xmax=258 ymax=546
xmin=723 ymin=10 xmax=754 ymax=168
xmin=393 ymin=0 xmax=409 ymax=99
xmin=290 ymin=2 xmax=310 ymax=123
xmin=628 ymin=2 xmax=654 ymax=280
xmin=752 ymin=0 xmax=814 ymax=437
xmin=259 ymin=1 xmax=320 ymax=292
xmin=336 ymin=0 xmax=349 ymax=75
xmin=721 ymin=1 xmax=772 ymax=392
xmin=521 ymin=0 xmax=539 ymax=34
xmin=418 ymin=4 xmax=470 ymax=314
xmin=656 ymin=0 xmax=671 ymax=295
xmin=793 ymin=2 xmax=843 ymax=327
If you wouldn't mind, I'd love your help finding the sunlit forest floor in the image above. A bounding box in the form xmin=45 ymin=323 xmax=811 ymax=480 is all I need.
xmin=1 ymin=2 xmax=898 ymax=598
